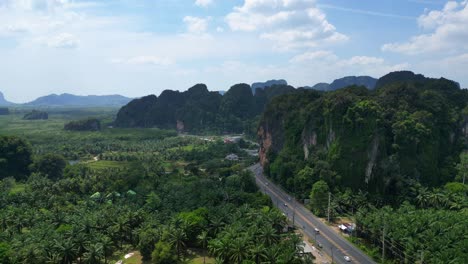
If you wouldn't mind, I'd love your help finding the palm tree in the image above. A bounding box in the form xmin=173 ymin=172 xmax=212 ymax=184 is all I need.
xmin=209 ymin=216 xmax=224 ymax=236
xmin=208 ymin=239 xmax=230 ymax=262
xmin=168 ymin=227 xmax=187 ymax=260
xmin=111 ymin=216 xmax=130 ymax=249
xmin=229 ymin=237 xmax=249 ymax=264
xmin=279 ymin=248 xmax=300 ymax=264
xmin=18 ymin=244 xmax=46 ymax=264
xmin=54 ymin=238 xmax=78 ymax=264
xmin=45 ymin=252 xmax=61 ymax=264
xmin=72 ymin=233 xmax=89 ymax=263
xmin=416 ymin=187 xmax=430 ymax=208
xmin=264 ymin=245 xmax=280 ymax=264
xmin=97 ymin=235 xmax=113 ymax=264
xmin=259 ymin=225 xmax=277 ymax=246
xmin=249 ymin=243 xmax=266 ymax=264
xmin=289 ymin=234 xmax=304 ymax=253
xmin=197 ymin=231 xmax=209 ymax=264
xmin=267 ymin=210 xmax=287 ymax=233
xmin=82 ymin=243 xmax=104 ymax=264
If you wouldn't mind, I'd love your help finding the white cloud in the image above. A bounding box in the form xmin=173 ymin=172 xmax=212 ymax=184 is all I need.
xmin=42 ymin=32 xmax=79 ymax=48
xmin=289 ymin=51 xmax=409 ymax=78
xmin=183 ymin=16 xmax=210 ymax=34
xmin=382 ymin=1 xmax=468 ymax=54
xmin=226 ymin=0 xmax=347 ymax=50
xmin=1 ymin=0 xmax=68 ymax=11
xmin=195 ymin=0 xmax=213 ymax=7
xmin=112 ymin=56 xmax=174 ymax=66
xmin=337 ymin=56 xmax=385 ymax=67
xmin=289 ymin=50 xmax=336 ymax=62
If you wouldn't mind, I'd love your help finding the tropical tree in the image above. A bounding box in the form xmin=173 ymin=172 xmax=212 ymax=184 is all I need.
xmin=309 ymin=180 xmax=330 ymax=216
xmin=197 ymin=231 xmax=209 ymax=264
xmin=151 ymin=241 xmax=178 ymax=264
xmin=82 ymin=243 xmax=103 ymax=264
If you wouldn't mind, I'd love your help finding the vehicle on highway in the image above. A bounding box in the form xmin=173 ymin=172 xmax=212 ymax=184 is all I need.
xmin=314 ymin=228 xmax=320 ymax=233
xmin=344 ymin=256 xmax=351 ymax=262
xmin=284 ymin=203 xmax=288 ymax=207
xmin=318 ymin=243 xmax=323 ymax=248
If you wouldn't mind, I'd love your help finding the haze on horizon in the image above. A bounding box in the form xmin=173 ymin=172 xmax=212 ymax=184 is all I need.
xmin=0 ymin=0 xmax=467 ymax=103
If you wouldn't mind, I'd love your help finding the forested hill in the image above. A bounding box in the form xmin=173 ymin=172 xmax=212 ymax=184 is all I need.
xmin=114 ymin=83 xmax=296 ymax=133
xmin=258 ymin=71 xmax=468 ymax=197
xmin=310 ymin=75 xmax=377 ymax=91
xmin=0 ymin=91 xmax=14 ymax=106
xmin=251 ymin=79 xmax=288 ymax=94
xmin=25 ymin=93 xmax=132 ymax=107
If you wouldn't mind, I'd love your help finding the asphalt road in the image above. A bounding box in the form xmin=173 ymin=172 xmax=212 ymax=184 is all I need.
xmin=249 ymin=163 xmax=377 ymax=264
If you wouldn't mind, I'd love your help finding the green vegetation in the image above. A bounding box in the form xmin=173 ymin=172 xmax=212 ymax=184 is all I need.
xmin=115 ymin=83 xmax=295 ymax=135
xmin=0 ymin=107 xmax=9 ymax=115
xmin=64 ymin=117 xmax=101 ymax=131
xmin=257 ymin=71 xmax=468 ymax=263
xmin=23 ymin=110 xmax=48 ymax=120
xmin=261 ymin=72 xmax=467 ymax=197
xmin=0 ymin=108 xmax=307 ymax=264
xmin=1 ymin=70 xmax=466 ymax=264
xmin=0 ymin=135 xmax=32 ymax=180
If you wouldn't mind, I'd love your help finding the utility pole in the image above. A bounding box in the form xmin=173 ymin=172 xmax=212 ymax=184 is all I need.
xmin=327 ymin=192 xmax=331 ymax=223
xmin=293 ymin=202 xmax=296 ymax=226
xmin=463 ymin=162 xmax=466 ymax=185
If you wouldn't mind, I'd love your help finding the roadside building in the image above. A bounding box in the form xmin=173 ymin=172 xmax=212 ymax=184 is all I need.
xmin=225 ymin=153 xmax=239 ymax=161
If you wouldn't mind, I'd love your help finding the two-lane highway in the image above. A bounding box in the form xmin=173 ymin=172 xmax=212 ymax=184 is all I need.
xmin=249 ymin=163 xmax=376 ymax=264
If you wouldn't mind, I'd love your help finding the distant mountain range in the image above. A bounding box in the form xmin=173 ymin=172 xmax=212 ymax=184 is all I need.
xmin=309 ymin=76 xmax=378 ymax=91
xmin=0 ymin=91 xmax=14 ymax=106
xmin=251 ymin=76 xmax=377 ymax=94
xmin=25 ymin=93 xmax=132 ymax=107
xmin=0 ymin=92 xmax=132 ymax=107
xmin=251 ymin=79 xmax=288 ymax=94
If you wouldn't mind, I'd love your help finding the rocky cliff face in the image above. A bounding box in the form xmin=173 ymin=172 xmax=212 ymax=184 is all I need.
xmin=258 ymin=72 xmax=467 ymax=193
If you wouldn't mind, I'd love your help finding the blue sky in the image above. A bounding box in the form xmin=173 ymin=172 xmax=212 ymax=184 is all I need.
xmin=0 ymin=0 xmax=467 ymax=102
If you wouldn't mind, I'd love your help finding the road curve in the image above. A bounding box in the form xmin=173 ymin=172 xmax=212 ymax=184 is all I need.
xmin=249 ymin=163 xmax=377 ymax=264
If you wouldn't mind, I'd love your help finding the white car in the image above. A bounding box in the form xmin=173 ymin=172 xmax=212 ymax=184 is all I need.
xmin=314 ymin=228 xmax=320 ymax=233
xmin=344 ymin=256 xmax=351 ymax=262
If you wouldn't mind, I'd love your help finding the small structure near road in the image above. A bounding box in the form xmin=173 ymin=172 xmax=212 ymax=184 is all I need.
xmin=225 ymin=153 xmax=239 ymax=161
xmin=224 ymin=136 xmax=242 ymax=144
xmin=339 ymin=223 xmax=356 ymax=234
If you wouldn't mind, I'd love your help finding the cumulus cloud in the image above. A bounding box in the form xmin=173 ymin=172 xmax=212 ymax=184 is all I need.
xmin=183 ymin=16 xmax=210 ymax=34
xmin=337 ymin=56 xmax=385 ymax=67
xmin=289 ymin=50 xmax=409 ymax=77
xmin=195 ymin=0 xmax=213 ymax=7
xmin=1 ymin=0 xmax=68 ymax=11
xmin=289 ymin=50 xmax=337 ymax=62
xmin=226 ymin=0 xmax=347 ymax=50
xmin=382 ymin=1 xmax=468 ymax=54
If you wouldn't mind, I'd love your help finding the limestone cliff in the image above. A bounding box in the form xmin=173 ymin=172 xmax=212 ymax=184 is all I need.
xmin=258 ymin=72 xmax=468 ymax=194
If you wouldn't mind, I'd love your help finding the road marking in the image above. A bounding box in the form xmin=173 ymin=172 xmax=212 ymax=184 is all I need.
xmin=251 ymin=165 xmax=375 ymax=264
xmin=256 ymin=178 xmax=350 ymax=257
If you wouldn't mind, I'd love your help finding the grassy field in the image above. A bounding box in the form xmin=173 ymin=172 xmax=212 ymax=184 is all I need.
xmin=0 ymin=108 xmax=178 ymax=162
xmin=87 ymin=160 xmax=133 ymax=170
xmin=110 ymin=250 xmax=214 ymax=264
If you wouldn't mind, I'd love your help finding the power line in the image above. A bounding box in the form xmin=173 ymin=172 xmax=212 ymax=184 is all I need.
xmin=328 ymin=193 xmax=421 ymax=264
